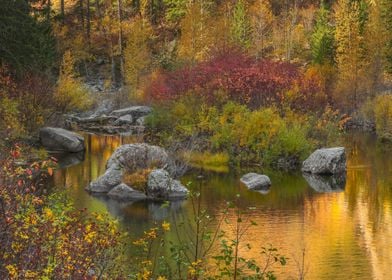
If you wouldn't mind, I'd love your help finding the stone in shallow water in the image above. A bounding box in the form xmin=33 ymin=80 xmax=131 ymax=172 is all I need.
xmin=87 ymin=167 xmax=123 ymax=193
xmin=39 ymin=127 xmax=85 ymax=153
xmin=303 ymin=173 xmax=346 ymax=192
xmin=302 ymin=147 xmax=346 ymax=174
xmin=108 ymin=183 xmax=147 ymax=200
xmin=240 ymin=173 xmax=271 ymax=190
xmin=147 ymin=169 xmax=189 ymax=200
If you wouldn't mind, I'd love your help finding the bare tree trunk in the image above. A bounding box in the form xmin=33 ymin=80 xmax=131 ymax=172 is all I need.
xmin=60 ymin=0 xmax=65 ymax=23
xmin=117 ymin=0 xmax=124 ymax=85
xmin=80 ymin=0 xmax=85 ymax=30
xmin=47 ymin=0 xmax=51 ymax=21
xmin=86 ymin=0 xmax=91 ymax=45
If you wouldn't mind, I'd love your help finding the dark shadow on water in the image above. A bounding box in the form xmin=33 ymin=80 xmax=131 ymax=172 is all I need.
xmin=302 ymin=173 xmax=346 ymax=193
xmin=90 ymin=193 xmax=186 ymax=223
xmin=51 ymin=151 xmax=85 ymax=168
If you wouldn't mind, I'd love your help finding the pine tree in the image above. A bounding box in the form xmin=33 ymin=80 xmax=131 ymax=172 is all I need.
xmin=231 ymin=0 xmax=252 ymax=49
xmin=0 ymin=0 xmax=55 ymax=73
xmin=310 ymin=2 xmax=334 ymax=64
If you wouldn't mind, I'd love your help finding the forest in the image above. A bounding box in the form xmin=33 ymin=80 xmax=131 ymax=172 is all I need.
xmin=1 ymin=0 xmax=392 ymax=279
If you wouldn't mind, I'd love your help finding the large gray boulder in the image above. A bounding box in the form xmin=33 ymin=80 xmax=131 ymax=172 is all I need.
xmin=108 ymin=183 xmax=147 ymax=200
xmin=240 ymin=173 xmax=271 ymax=190
xmin=40 ymin=127 xmax=84 ymax=152
xmin=111 ymin=106 xmax=152 ymax=118
xmin=87 ymin=143 xmax=169 ymax=193
xmin=147 ymin=169 xmax=189 ymax=200
xmin=106 ymin=143 xmax=169 ymax=172
xmin=302 ymin=147 xmax=346 ymax=174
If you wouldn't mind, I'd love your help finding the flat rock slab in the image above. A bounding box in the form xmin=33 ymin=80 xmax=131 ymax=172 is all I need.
xmin=302 ymin=147 xmax=346 ymax=174
xmin=111 ymin=106 xmax=152 ymax=118
xmin=40 ymin=127 xmax=84 ymax=153
xmin=240 ymin=173 xmax=271 ymax=190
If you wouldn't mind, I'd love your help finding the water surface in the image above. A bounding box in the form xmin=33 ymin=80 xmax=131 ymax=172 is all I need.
xmin=54 ymin=133 xmax=392 ymax=279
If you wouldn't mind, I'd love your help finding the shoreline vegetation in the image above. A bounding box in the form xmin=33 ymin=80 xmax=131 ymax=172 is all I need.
xmin=1 ymin=0 xmax=392 ymax=278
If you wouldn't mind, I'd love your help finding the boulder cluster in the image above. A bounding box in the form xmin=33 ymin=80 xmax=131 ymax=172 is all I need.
xmin=86 ymin=143 xmax=189 ymax=201
xmin=65 ymin=105 xmax=152 ymax=134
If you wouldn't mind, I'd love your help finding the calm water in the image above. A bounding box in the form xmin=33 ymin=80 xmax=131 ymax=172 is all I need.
xmin=53 ymin=133 xmax=392 ymax=279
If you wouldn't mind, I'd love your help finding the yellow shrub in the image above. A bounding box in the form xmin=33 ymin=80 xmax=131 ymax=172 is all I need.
xmin=374 ymin=94 xmax=392 ymax=140
xmin=54 ymin=51 xmax=92 ymax=113
xmin=123 ymin=168 xmax=153 ymax=192
xmin=182 ymin=151 xmax=229 ymax=172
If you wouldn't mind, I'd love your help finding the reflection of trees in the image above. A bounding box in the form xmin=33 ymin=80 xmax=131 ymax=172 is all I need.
xmin=344 ymin=133 xmax=392 ymax=280
xmin=51 ymin=132 xmax=392 ymax=279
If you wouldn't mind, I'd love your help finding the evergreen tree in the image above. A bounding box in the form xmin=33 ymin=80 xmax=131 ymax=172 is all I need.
xmin=231 ymin=0 xmax=252 ymax=49
xmin=0 ymin=0 xmax=55 ymax=73
xmin=310 ymin=2 xmax=334 ymax=64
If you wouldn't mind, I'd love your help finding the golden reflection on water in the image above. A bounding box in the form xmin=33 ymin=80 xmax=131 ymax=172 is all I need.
xmin=54 ymin=133 xmax=392 ymax=279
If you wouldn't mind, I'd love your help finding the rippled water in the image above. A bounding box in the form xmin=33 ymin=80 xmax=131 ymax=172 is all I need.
xmin=53 ymin=132 xmax=392 ymax=279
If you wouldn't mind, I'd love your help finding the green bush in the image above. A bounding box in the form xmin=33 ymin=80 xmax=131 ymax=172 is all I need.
xmin=374 ymin=94 xmax=392 ymax=141
xmin=146 ymin=98 xmax=319 ymax=167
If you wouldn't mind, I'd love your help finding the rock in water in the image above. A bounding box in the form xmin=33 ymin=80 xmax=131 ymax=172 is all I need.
xmin=147 ymin=169 xmax=189 ymax=200
xmin=88 ymin=166 xmax=123 ymax=193
xmin=39 ymin=127 xmax=84 ymax=152
xmin=302 ymin=147 xmax=346 ymax=174
xmin=106 ymin=143 xmax=169 ymax=172
xmin=240 ymin=173 xmax=271 ymax=190
xmin=108 ymin=183 xmax=147 ymax=200
xmin=87 ymin=144 xmax=168 ymax=193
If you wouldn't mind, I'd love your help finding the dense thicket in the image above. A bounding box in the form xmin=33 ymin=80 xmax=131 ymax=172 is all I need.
xmin=0 ymin=0 xmax=55 ymax=73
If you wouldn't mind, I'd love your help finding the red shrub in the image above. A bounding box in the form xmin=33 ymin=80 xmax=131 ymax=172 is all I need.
xmin=146 ymin=51 xmax=326 ymax=110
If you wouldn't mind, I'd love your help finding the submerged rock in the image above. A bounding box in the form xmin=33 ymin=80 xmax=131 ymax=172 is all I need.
xmin=303 ymin=173 xmax=346 ymax=192
xmin=240 ymin=173 xmax=271 ymax=190
xmin=147 ymin=169 xmax=189 ymax=200
xmin=302 ymin=147 xmax=346 ymax=174
xmin=108 ymin=183 xmax=147 ymax=200
xmin=39 ymin=127 xmax=84 ymax=153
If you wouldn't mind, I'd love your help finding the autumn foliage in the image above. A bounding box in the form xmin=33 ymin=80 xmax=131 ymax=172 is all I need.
xmin=0 ymin=146 xmax=124 ymax=279
xmin=146 ymin=51 xmax=326 ymax=110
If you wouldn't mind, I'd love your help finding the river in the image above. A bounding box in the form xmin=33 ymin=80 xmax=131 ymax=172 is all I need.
xmin=53 ymin=132 xmax=392 ymax=279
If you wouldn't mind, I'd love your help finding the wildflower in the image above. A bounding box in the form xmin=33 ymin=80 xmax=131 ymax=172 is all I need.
xmin=6 ymin=264 xmax=17 ymax=278
xmin=43 ymin=208 xmax=54 ymax=220
xmin=161 ymin=221 xmax=170 ymax=231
